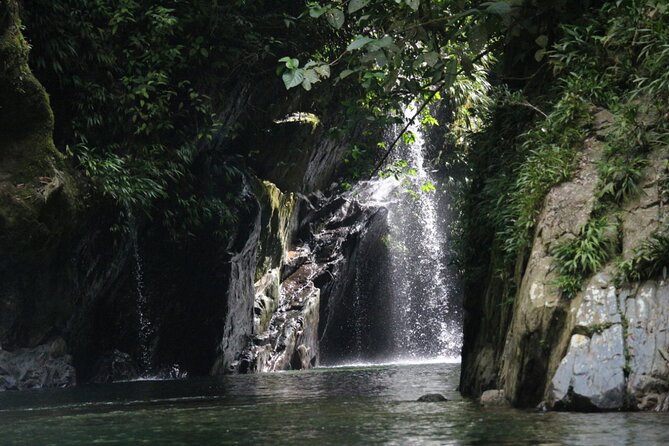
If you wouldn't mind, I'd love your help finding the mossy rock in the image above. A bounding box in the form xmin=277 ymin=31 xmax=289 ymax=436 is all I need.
xmin=0 ymin=0 xmax=79 ymax=347
xmin=251 ymin=179 xmax=296 ymax=282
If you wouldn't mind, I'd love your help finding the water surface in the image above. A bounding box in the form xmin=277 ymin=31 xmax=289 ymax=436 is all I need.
xmin=0 ymin=362 xmax=666 ymax=445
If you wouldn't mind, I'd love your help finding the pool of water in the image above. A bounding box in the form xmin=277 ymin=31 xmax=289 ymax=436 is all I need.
xmin=0 ymin=362 xmax=667 ymax=445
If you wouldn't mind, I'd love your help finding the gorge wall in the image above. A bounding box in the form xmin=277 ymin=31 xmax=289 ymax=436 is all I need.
xmin=0 ymin=0 xmax=391 ymax=389
xmin=460 ymin=108 xmax=669 ymax=412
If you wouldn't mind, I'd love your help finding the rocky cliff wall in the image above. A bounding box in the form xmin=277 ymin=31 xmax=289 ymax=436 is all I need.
xmin=0 ymin=1 xmax=373 ymax=387
xmin=0 ymin=0 xmax=79 ymax=389
xmin=461 ymin=109 xmax=669 ymax=411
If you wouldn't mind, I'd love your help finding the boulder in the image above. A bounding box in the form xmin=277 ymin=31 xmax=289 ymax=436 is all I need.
xmin=91 ymin=350 xmax=139 ymax=383
xmin=417 ymin=393 xmax=448 ymax=402
xmin=480 ymin=389 xmax=510 ymax=407
xmin=0 ymin=338 xmax=76 ymax=391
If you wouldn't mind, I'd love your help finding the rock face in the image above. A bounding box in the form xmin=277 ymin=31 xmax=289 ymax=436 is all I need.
xmin=0 ymin=2 xmax=364 ymax=386
xmin=90 ymin=350 xmax=139 ymax=384
xmin=0 ymin=338 xmax=75 ymax=391
xmin=0 ymin=0 xmax=79 ymax=388
xmin=228 ymin=185 xmax=391 ymax=372
xmin=480 ymin=389 xmax=509 ymax=407
xmin=461 ymin=110 xmax=669 ymax=411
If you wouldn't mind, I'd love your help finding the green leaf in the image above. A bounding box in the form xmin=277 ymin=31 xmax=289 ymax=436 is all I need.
xmin=534 ymin=49 xmax=546 ymax=62
xmin=314 ymin=64 xmax=331 ymax=78
xmin=279 ymin=57 xmax=300 ymax=69
xmin=309 ymin=5 xmax=329 ymax=18
xmin=421 ymin=181 xmax=436 ymax=193
xmin=485 ymin=1 xmax=512 ymax=15
xmin=339 ymin=69 xmax=355 ymax=79
xmin=348 ymin=0 xmax=370 ymax=13
xmin=367 ymin=35 xmax=394 ymax=51
xmin=303 ymin=68 xmax=320 ymax=84
xmin=423 ymin=51 xmax=439 ymax=67
xmin=282 ymin=69 xmax=305 ymax=89
xmin=405 ymin=0 xmax=420 ymax=11
xmin=347 ymin=35 xmax=374 ymax=51
xmin=325 ymin=8 xmax=345 ymax=29
xmin=443 ymin=58 xmax=458 ymax=88
xmin=535 ymin=34 xmax=549 ymax=48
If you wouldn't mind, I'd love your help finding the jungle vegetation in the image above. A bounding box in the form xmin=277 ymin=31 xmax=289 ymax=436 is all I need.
xmin=15 ymin=0 xmax=669 ymax=288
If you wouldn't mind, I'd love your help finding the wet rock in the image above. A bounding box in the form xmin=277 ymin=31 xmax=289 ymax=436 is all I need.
xmin=91 ymin=350 xmax=139 ymax=383
xmin=0 ymin=338 xmax=76 ymax=391
xmin=550 ymin=326 xmax=626 ymax=410
xmin=480 ymin=389 xmax=509 ymax=407
xmin=417 ymin=393 xmax=448 ymax=402
xmin=624 ymin=281 xmax=669 ymax=411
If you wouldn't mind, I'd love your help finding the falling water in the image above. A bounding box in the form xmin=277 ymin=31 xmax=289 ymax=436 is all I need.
xmin=357 ymin=107 xmax=462 ymax=361
xmin=131 ymin=234 xmax=154 ymax=375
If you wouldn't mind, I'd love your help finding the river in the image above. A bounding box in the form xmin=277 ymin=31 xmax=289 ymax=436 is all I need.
xmin=0 ymin=361 xmax=666 ymax=445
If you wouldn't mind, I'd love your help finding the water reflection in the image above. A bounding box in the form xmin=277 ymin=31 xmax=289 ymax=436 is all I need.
xmin=0 ymin=363 xmax=667 ymax=445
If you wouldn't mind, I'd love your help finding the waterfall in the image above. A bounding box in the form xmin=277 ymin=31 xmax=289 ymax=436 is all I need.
xmin=357 ymin=108 xmax=462 ymax=361
xmin=131 ymin=233 xmax=154 ymax=375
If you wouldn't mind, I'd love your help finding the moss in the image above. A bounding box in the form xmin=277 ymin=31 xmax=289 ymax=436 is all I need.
xmin=573 ymin=322 xmax=614 ymax=338
xmin=0 ymin=0 xmax=78 ymax=257
xmin=251 ymin=179 xmax=296 ymax=282
xmin=0 ymin=1 xmax=55 ymax=146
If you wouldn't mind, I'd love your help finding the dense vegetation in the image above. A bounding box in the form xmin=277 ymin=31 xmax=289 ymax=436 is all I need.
xmin=14 ymin=0 xmax=669 ymax=292
xmin=455 ymin=0 xmax=669 ymax=300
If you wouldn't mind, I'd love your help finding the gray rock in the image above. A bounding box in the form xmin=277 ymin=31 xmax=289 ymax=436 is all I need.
xmin=480 ymin=389 xmax=509 ymax=407
xmin=0 ymin=338 xmax=76 ymax=391
xmin=417 ymin=393 xmax=448 ymax=402
xmin=91 ymin=350 xmax=139 ymax=383
xmin=550 ymin=326 xmax=626 ymax=410
xmin=624 ymin=281 xmax=669 ymax=410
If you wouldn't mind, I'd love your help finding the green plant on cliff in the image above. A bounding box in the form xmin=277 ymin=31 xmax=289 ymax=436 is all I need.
xmin=498 ymin=92 xmax=589 ymax=261
xmin=459 ymin=0 xmax=669 ymax=295
xmin=551 ymin=217 xmax=616 ymax=299
xmin=617 ymin=230 xmax=669 ymax=284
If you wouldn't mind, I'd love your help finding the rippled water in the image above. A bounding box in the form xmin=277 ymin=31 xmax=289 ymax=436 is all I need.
xmin=0 ymin=363 xmax=667 ymax=445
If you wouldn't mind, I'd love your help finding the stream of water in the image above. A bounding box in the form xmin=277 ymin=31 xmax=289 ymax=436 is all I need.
xmin=358 ymin=111 xmax=461 ymax=360
xmin=1 ymin=362 xmax=666 ymax=445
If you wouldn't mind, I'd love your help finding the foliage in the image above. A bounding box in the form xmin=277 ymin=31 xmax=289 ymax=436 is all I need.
xmin=617 ymin=230 xmax=669 ymax=284
xmin=498 ymin=93 xmax=589 ymax=260
xmin=276 ymin=0 xmax=530 ymax=144
xmin=21 ymin=0 xmax=315 ymax=236
xmin=551 ymin=217 xmax=615 ymax=299
xmin=598 ymin=154 xmax=647 ymax=204
xmin=458 ymin=0 xmax=669 ymax=294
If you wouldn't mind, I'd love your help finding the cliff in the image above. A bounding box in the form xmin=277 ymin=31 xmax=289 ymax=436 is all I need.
xmin=0 ymin=0 xmax=387 ymax=389
xmin=458 ymin=1 xmax=669 ymax=411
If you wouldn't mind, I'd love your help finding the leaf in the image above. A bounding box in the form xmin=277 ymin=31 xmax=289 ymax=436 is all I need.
xmin=303 ymin=68 xmax=320 ymax=84
xmin=405 ymin=0 xmax=420 ymax=11
xmin=347 ymin=35 xmax=374 ymax=51
xmin=369 ymin=50 xmax=388 ymax=67
xmin=423 ymin=51 xmax=439 ymax=67
xmin=309 ymin=5 xmax=329 ymax=18
xmin=325 ymin=8 xmax=345 ymax=29
xmin=367 ymin=35 xmax=394 ymax=51
xmin=534 ymin=49 xmax=546 ymax=62
xmin=282 ymin=69 xmax=305 ymax=89
xmin=279 ymin=57 xmax=300 ymax=69
xmin=443 ymin=58 xmax=458 ymax=88
xmin=535 ymin=34 xmax=549 ymax=48
xmin=485 ymin=1 xmax=512 ymax=15
xmin=339 ymin=69 xmax=355 ymax=79
xmin=302 ymin=78 xmax=312 ymax=91
xmin=348 ymin=0 xmax=370 ymax=13
xmin=314 ymin=64 xmax=331 ymax=78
